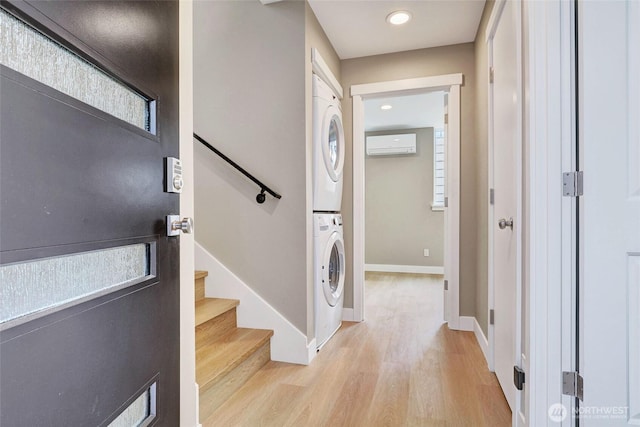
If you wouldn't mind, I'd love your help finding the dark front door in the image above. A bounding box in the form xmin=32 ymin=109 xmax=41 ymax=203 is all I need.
xmin=0 ymin=1 xmax=180 ymax=425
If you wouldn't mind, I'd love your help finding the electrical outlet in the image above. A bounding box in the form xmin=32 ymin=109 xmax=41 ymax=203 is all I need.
xmin=423 ymin=249 xmax=430 ymax=257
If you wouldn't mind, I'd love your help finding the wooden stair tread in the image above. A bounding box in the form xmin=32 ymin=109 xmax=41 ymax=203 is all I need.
xmin=194 ymin=270 xmax=273 ymax=414
xmin=195 ymin=270 xmax=209 ymax=280
xmin=196 ymin=298 xmax=239 ymax=327
xmin=196 ymin=327 xmax=273 ymax=390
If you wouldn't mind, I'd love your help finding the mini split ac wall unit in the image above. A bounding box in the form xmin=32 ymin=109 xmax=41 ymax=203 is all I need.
xmin=366 ymin=133 xmax=417 ymax=156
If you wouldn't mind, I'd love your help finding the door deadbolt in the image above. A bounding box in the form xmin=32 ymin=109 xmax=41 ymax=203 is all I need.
xmin=498 ymin=217 xmax=514 ymax=230
xmin=165 ymin=157 xmax=183 ymax=193
xmin=167 ymin=215 xmax=193 ymax=236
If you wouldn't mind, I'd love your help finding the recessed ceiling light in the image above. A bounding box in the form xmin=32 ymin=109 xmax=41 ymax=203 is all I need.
xmin=380 ymin=104 xmax=393 ymax=110
xmin=386 ymin=11 xmax=412 ymax=26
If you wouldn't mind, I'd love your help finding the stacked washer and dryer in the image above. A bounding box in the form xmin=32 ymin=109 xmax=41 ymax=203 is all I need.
xmin=312 ymin=73 xmax=346 ymax=350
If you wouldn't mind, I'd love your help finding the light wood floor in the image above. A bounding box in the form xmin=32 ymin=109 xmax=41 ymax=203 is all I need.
xmin=202 ymin=272 xmax=511 ymax=427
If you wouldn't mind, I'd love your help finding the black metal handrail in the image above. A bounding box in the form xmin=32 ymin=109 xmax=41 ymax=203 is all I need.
xmin=193 ymin=133 xmax=282 ymax=204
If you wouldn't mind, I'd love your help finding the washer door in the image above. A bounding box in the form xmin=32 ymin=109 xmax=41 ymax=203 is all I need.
xmin=321 ymin=105 xmax=345 ymax=182
xmin=321 ymin=232 xmax=345 ymax=307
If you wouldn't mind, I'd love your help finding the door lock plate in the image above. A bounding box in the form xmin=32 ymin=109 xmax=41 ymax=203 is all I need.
xmin=165 ymin=157 xmax=183 ymax=193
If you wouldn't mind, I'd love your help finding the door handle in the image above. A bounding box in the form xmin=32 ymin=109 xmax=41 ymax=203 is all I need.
xmin=167 ymin=215 xmax=194 ymax=236
xmin=498 ymin=217 xmax=513 ymax=230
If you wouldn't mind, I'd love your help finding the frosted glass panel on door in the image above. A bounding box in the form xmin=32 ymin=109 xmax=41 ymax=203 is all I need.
xmin=0 ymin=8 xmax=150 ymax=130
xmin=0 ymin=244 xmax=150 ymax=325
xmin=108 ymin=383 xmax=156 ymax=427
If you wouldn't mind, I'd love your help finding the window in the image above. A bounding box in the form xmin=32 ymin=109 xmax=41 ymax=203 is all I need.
xmin=432 ymin=128 xmax=445 ymax=210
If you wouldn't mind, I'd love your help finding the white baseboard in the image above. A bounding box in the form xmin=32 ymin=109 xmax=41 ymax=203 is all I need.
xmin=341 ymin=308 xmax=355 ymax=321
xmin=473 ymin=317 xmax=490 ymax=365
xmin=365 ymin=264 xmax=445 ymax=275
xmin=307 ymin=338 xmax=317 ymax=364
xmin=195 ymin=382 xmax=201 ymax=427
xmin=458 ymin=316 xmax=475 ymax=332
xmin=195 ymin=242 xmax=313 ymax=365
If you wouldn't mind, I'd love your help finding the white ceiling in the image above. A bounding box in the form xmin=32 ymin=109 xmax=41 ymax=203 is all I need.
xmin=364 ymin=91 xmax=445 ymax=132
xmin=308 ymin=0 xmax=486 ymax=59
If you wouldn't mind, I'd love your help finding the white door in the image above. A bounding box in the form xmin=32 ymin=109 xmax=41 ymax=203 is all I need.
xmin=579 ymin=1 xmax=640 ymax=425
xmin=490 ymin=0 xmax=519 ymax=412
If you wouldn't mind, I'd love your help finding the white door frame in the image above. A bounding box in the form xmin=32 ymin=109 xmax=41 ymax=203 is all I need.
xmin=178 ymin=1 xmax=198 ymax=425
xmin=521 ymin=0 xmax=575 ymax=425
xmin=486 ymin=0 xmax=524 ymax=415
xmin=351 ymin=73 xmax=462 ymax=328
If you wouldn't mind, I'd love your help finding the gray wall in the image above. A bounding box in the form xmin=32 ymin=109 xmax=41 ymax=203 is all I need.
xmin=193 ymin=1 xmax=307 ymax=332
xmin=340 ymin=44 xmax=477 ymax=315
xmin=193 ymin=1 xmax=340 ymax=337
xmin=364 ymin=128 xmax=444 ymax=267
xmin=474 ymin=1 xmax=495 ymax=337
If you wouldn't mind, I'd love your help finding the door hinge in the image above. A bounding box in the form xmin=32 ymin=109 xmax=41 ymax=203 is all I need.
xmin=513 ymin=366 xmax=525 ymax=391
xmin=489 ymin=309 xmax=495 ymax=325
xmin=563 ymin=171 xmax=584 ymax=197
xmin=562 ymin=371 xmax=584 ymax=401
xmin=444 ymin=113 xmax=449 ymax=125
xmin=444 ymin=197 xmax=448 ymax=208
xmin=444 ymin=280 xmax=448 ymax=291
xmin=490 ymin=67 xmax=495 ymax=84
xmin=489 ymin=188 xmax=495 ymax=205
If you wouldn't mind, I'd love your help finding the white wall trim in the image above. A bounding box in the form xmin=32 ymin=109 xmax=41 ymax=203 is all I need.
xmin=486 ymin=0 xmax=507 ymax=43
xmin=523 ymin=1 xmax=574 ymax=426
xmin=351 ymin=75 xmax=461 ymax=331
xmin=195 ymin=383 xmax=201 ymax=427
xmin=311 ymin=48 xmax=343 ymax=99
xmin=446 ymin=84 xmax=461 ymax=331
xmin=195 ymin=242 xmax=315 ymax=365
xmin=474 ymin=318 xmax=490 ymax=365
xmin=364 ymin=264 xmax=444 ymax=275
xmin=179 ymin=1 xmax=198 ymax=425
xmin=352 ymin=96 xmax=365 ymax=323
xmin=486 ymin=4 xmax=497 ymax=376
xmin=351 ymin=74 xmax=463 ymax=97
xmin=458 ymin=316 xmax=475 ymax=332
xmin=341 ymin=308 xmax=355 ymax=322
xmin=306 ymin=338 xmax=318 ymax=365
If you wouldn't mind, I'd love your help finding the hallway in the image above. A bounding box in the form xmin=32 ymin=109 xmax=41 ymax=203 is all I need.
xmin=203 ymin=273 xmax=510 ymax=426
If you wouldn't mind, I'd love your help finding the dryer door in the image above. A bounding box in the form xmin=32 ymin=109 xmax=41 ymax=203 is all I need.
xmin=321 ymin=105 xmax=345 ymax=182
xmin=321 ymin=232 xmax=345 ymax=306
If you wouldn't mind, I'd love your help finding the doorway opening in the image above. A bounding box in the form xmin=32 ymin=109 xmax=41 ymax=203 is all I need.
xmin=351 ymin=74 xmax=462 ymax=328
xmin=362 ymin=91 xmax=446 ymax=279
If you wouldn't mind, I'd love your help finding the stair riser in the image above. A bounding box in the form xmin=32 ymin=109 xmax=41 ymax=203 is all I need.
xmin=196 ymin=308 xmax=238 ymax=348
xmin=195 ymin=277 xmax=205 ymax=302
xmin=199 ymin=340 xmax=271 ymax=421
